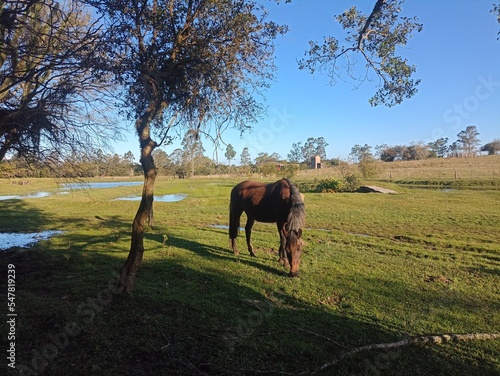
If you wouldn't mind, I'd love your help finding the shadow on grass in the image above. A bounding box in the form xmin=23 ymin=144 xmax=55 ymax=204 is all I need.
xmin=1 ymin=246 xmax=499 ymax=376
xmin=162 ymin=234 xmax=287 ymax=277
xmin=0 ymin=200 xmax=50 ymax=232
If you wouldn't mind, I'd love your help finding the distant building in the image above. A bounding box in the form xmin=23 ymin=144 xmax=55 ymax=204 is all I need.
xmin=310 ymin=155 xmax=321 ymax=169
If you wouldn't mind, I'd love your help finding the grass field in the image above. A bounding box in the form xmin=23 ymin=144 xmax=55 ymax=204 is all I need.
xmin=299 ymin=155 xmax=500 ymax=184
xmin=1 ymin=169 xmax=499 ymax=375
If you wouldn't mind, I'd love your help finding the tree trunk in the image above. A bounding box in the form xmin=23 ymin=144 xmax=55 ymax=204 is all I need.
xmin=117 ymin=103 xmax=161 ymax=293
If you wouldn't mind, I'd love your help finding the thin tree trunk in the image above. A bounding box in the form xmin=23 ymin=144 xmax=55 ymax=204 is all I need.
xmin=118 ymin=102 xmax=161 ymax=293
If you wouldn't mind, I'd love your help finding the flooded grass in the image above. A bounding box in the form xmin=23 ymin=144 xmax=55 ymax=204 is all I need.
xmin=0 ymin=191 xmax=52 ymax=200
xmin=0 ymin=230 xmax=63 ymax=250
xmin=0 ymin=177 xmax=498 ymax=375
xmin=114 ymin=193 xmax=187 ymax=202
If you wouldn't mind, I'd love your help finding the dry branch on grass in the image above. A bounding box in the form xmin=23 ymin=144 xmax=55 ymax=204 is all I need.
xmin=311 ymin=332 xmax=500 ymax=375
xmin=211 ymin=332 xmax=500 ymax=375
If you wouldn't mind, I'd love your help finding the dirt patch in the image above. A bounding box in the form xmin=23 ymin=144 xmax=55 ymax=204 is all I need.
xmin=424 ymin=275 xmax=453 ymax=284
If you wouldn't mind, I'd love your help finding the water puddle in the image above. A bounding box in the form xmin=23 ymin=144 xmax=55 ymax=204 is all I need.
xmin=0 ymin=192 xmax=52 ymax=201
xmin=0 ymin=182 xmax=144 ymax=201
xmin=208 ymin=224 xmax=247 ymax=231
xmin=61 ymin=181 xmax=142 ymax=190
xmin=115 ymin=194 xmax=187 ymax=202
xmin=0 ymin=231 xmax=64 ymax=250
xmin=349 ymin=233 xmax=371 ymax=237
xmin=210 ymin=224 xmax=230 ymax=230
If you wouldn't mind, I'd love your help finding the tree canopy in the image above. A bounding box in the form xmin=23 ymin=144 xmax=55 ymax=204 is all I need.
xmin=298 ymin=0 xmax=423 ymax=107
xmin=0 ymin=0 xmax=117 ymax=162
xmin=83 ymin=0 xmax=286 ymax=292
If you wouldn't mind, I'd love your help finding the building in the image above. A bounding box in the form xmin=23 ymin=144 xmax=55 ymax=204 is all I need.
xmin=310 ymin=155 xmax=321 ymax=169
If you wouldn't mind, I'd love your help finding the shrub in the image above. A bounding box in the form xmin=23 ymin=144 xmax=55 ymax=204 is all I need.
xmin=316 ymin=178 xmax=342 ymax=193
xmin=342 ymin=173 xmax=363 ymax=192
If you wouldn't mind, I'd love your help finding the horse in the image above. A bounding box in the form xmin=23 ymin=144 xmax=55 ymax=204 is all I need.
xmin=229 ymin=178 xmax=305 ymax=276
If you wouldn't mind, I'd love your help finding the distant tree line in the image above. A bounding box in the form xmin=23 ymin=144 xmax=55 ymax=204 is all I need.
xmin=353 ymin=126 xmax=499 ymax=163
xmin=1 ymin=126 xmax=498 ymax=179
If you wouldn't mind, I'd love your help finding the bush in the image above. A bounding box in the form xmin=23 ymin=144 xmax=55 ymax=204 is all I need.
xmin=342 ymin=173 xmax=363 ymax=192
xmin=316 ymin=178 xmax=342 ymax=193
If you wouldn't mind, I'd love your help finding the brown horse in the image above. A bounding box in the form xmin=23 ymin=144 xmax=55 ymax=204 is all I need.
xmin=229 ymin=179 xmax=305 ymax=276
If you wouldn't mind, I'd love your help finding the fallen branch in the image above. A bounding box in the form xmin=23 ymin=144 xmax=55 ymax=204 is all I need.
xmin=312 ymin=332 xmax=500 ymax=375
xmin=208 ymin=332 xmax=500 ymax=375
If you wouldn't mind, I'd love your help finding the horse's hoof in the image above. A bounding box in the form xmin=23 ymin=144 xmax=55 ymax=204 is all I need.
xmin=249 ymin=252 xmax=257 ymax=257
xmin=289 ymin=271 xmax=299 ymax=277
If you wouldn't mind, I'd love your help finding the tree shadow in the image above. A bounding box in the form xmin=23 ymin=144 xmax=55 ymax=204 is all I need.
xmin=163 ymin=234 xmax=288 ymax=277
xmin=0 ymin=199 xmax=50 ymax=232
xmin=2 ymin=242 xmax=499 ymax=376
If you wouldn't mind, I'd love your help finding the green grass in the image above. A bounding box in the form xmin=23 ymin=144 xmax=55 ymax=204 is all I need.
xmin=0 ymin=177 xmax=499 ymax=375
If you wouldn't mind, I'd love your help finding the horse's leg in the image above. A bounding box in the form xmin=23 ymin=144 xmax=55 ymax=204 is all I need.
xmin=245 ymin=217 xmax=256 ymax=257
xmin=277 ymin=222 xmax=288 ymax=267
xmin=229 ymin=205 xmax=243 ymax=256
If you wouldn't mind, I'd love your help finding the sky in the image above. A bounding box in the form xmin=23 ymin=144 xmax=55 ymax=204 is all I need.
xmin=113 ymin=0 xmax=500 ymax=164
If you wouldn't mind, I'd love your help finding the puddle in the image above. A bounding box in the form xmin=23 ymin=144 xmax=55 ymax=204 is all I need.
xmin=349 ymin=233 xmax=371 ymax=237
xmin=209 ymin=224 xmax=246 ymax=231
xmin=210 ymin=224 xmax=230 ymax=230
xmin=0 ymin=182 xmax=144 ymax=201
xmin=0 ymin=231 xmax=64 ymax=250
xmin=61 ymin=181 xmax=142 ymax=190
xmin=115 ymin=194 xmax=187 ymax=202
xmin=0 ymin=192 xmax=52 ymax=201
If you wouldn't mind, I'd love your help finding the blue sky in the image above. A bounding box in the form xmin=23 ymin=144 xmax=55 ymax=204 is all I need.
xmin=114 ymin=0 xmax=500 ymax=163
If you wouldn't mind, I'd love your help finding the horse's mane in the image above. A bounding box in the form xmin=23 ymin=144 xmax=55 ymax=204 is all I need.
xmin=284 ymin=179 xmax=305 ymax=233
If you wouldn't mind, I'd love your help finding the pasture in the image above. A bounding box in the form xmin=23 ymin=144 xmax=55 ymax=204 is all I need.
xmin=0 ymin=174 xmax=499 ymax=375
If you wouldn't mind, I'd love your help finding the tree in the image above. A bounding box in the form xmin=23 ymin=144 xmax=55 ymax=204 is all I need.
xmin=87 ymin=0 xmax=286 ymax=292
xmin=152 ymin=149 xmax=170 ymax=175
xmin=428 ymin=138 xmax=449 ymax=158
xmin=481 ymin=139 xmax=500 ymax=155
xmin=224 ymin=144 xmax=236 ymax=173
xmin=300 ymin=137 xmax=328 ymax=161
xmin=377 ymin=144 xmax=408 ymax=162
xmin=457 ymin=126 xmax=480 ymax=157
xmin=181 ymin=130 xmax=205 ymax=177
xmin=298 ymin=0 xmax=423 ymax=107
xmin=493 ymin=3 xmax=500 ymax=38
xmin=448 ymin=141 xmax=461 ymax=158
xmin=405 ymin=141 xmax=430 ymax=160
xmin=287 ymin=142 xmax=303 ymax=163
xmin=280 ymin=1 xmax=500 ymax=107
xmin=0 ymin=0 xmax=116 ymax=162
xmin=240 ymin=147 xmax=252 ymax=166
xmin=349 ymin=144 xmax=373 ymax=163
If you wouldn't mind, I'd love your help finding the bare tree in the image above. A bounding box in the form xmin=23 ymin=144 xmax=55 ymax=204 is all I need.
xmin=0 ymin=0 xmax=117 ymax=163
xmin=85 ymin=0 xmax=286 ymax=292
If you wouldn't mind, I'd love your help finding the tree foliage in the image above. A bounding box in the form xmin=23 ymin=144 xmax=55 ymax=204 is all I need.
xmin=0 ymin=0 xmax=116 ymax=162
xmin=457 ymin=125 xmax=480 ymax=157
xmin=349 ymin=144 xmax=373 ymax=163
xmin=298 ymin=0 xmax=423 ymax=107
xmin=481 ymin=139 xmax=500 ymax=155
xmin=240 ymin=147 xmax=252 ymax=166
xmin=85 ymin=0 xmax=286 ymax=292
xmin=288 ymin=136 xmax=328 ymax=162
xmin=428 ymin=138 xmax=449 ymax=158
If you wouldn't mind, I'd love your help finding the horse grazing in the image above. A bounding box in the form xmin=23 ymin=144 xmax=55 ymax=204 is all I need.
xmin=229 ymin=179 xmax=305 ymax=276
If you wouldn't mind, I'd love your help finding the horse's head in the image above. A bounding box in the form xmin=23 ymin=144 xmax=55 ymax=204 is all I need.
xmin=285 ymin=228 xmax=303 ymax=277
